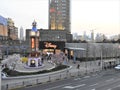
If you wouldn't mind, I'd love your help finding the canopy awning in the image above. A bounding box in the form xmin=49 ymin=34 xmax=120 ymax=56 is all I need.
xmin=65 ymin=47 xmax=86 ymax=51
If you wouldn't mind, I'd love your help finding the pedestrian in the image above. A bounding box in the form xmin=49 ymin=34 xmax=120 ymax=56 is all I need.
xmin=77 ymin=64 xmax=80 ymax=69
xmin=98 ymin=61 xmax=100 ymax=66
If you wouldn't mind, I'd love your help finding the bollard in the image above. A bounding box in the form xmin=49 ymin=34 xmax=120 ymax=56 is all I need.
xmin=78 ymin=71 xmax=80 ymax=76
xmin=60 ymin=74 xmax=61 ymax=79
xmin=66 ymin=70 xmax=69 ymax=78
xmin=23 ymin=81 xmax=24 ymax=86
xmin=49 ymin=75 xmax=51 ymax=82
xmin=36 ymin=79 xmax=38 ymax=84
xmin=6 ymin=84 xmax=8 ymax=90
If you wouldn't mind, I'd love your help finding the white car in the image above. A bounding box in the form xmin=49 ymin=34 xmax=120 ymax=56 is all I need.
xmin=1 ymin=72 xmax=7 ymax=79
xmin=114 ymin=65 xmax=120 ymax=70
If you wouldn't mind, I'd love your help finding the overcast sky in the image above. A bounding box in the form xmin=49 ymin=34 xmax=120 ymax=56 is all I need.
xmin=0 ymin=0 xmax=120 ymax=36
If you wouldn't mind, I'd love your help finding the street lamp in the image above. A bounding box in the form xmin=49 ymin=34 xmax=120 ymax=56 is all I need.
xmin=0 ymin=63 xmax=1 ymax=90
xmin=85 ymin=43 xmax=89 ymax=74
xmin=100 ymin=44 xmax=103 ymax=70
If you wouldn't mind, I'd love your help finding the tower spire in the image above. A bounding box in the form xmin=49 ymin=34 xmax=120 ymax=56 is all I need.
xmin=32 ymin=20 xmax=37 ymax=32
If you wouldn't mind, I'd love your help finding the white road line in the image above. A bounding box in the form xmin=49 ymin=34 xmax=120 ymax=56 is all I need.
xmin=44 ymin=83 xmax=71 ymax=90
xmin=91 ymin=89 xmax=96 ymax=90
xmin=64 ymin=86 xmax=74 ymax=89
xmin=74 ymin=84 xmax=86 ymax=88
xmin=84 ymin=76 xmax=90 ymax=78
xmin=107 ymin=85 xmax=120 ymax=90
xmin=64 ymin=84 xmax=86 ymax=89
xmin=89 ymin=83 xmax=98 ymax=86
xmin=74 ymin=78 xmax=81 ymax=80
xmin=105 ymin=78 xmax=114 ymax=82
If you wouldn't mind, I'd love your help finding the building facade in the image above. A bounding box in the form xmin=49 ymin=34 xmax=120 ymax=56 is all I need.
xmin=26 ymin=29 xmax=72 ymax=53
xmin=7 ymin=18 xmax=18 ymax=40
xmin=49 ymin=0 xmax=71 ymax=33
xmin=20 ymin=26 xmax=24 ymax=41
xmin=0 ymin=15 xmax=8 ymax=38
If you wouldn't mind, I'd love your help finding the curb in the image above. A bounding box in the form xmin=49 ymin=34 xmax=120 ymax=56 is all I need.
xmin=2 ymin=66 xmax=72 ymax=80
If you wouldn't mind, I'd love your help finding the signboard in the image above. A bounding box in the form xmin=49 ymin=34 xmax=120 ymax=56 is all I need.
xmin=39 ymin=41 xmax=65 ymax=50
xmin=31 ymin=38 xmax=35 ymax=49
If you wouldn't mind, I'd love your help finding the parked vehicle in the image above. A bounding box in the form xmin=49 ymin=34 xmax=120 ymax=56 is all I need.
xmin=1 ymin=72 xmax=7 ymax=79
xmin=114 ymin=65 xmax=120 ymax=70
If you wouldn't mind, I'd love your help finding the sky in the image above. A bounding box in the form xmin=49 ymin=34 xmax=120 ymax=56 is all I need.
xmin=0 ymin=0 xmax=120 ymax=37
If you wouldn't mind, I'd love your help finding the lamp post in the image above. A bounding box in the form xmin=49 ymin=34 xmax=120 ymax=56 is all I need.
xmin=100 ymin=44 xmax=103 ymax=70
xmin=0 ymin=63 xmax=1 ymax=90
xmin=85 ymin=43 xmax=89 ymax=74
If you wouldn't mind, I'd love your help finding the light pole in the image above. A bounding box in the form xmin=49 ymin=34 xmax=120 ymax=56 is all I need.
xmin=85 ymin=43 xmax=89 ymax=74
xmin=100 ymin=44 xmax=103 ymax=70
xmin=0 ymin=62 xmax=2 ymax=90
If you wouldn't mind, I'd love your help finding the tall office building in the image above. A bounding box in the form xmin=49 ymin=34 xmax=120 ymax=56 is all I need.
xmin=49 ymin=0 xmax=71 ymax=33
xmin=20 ymin=26 xmax=24 ymax=41
xmin=0 ymin=15 xmax=8 ymax=37
xmin=7 ymin=18 xmax=18 ymax=40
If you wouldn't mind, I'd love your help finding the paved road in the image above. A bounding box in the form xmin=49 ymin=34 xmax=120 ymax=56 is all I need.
xmin=16 ymin=69 xmax=120 ymax=90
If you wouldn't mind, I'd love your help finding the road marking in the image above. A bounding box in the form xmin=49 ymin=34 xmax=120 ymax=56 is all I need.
xmin=64 ymin=84 xmax=86 ymax=89
xmin=84 ymin=76 xmax=90 ymax=78
xmin=105 ymin=78 xmax=114 ymax=82
xmin=74 ymin=84 xmax=86 ymax=88
xmin=91 ymin=88 xmax=96 ymax=90
xmin=89 ymin=83 xmax=98 ymax=86
xmin=44 ymin=83 xmax=71 ymax=90
xmin=107 ymin=85 xmax=120 ymax=90
xmin=74 ymin=78 xmax=81 ymax=80
xmin=64 ymin=86 xmax=74 ymax=89
xmin=92 ymin=74 xmax=98 ymax=77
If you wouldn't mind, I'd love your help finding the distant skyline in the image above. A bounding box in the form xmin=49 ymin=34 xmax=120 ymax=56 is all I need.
xmin=0 ymin=0 xmax=120 ymax=36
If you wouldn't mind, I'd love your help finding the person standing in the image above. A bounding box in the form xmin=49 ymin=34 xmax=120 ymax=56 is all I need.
xmin=77 ymin=64 xmax=80 ymax=69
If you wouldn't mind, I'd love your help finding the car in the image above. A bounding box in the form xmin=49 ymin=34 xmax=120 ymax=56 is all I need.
xmin=114 ymin=65 xmax=120 ymax=70
xmin=1 ymin=72 xmax=7 ymax=79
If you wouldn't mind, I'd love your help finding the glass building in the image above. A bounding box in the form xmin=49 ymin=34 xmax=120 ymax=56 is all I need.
xmin=49 ymin=0 xmax=71 ymax=33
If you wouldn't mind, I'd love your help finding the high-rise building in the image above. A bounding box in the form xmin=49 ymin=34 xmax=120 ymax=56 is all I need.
xmin=7 ymin=18 xmax=18 ymax=40
xmin=20 ymin=26 xmax=24 ymax=41
xmin=0 ymin=15 xmax=8 ymax=37
xmin=49 ymin=0 xmax=71 ymax=33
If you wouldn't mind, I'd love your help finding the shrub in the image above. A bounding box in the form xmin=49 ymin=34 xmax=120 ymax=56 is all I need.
xmin=3 ymin=65 xmax=69 ymax=76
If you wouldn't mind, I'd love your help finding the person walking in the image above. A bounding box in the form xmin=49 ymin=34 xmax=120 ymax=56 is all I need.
xmin=77 ymin=64 xmax=80 ymax=69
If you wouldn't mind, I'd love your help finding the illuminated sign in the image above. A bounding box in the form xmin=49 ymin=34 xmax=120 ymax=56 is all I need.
xmin=31 ymin=38 xmax=35 ymax=49
xmin=30 ymin=31 xmax=39 ymax=36
xmin=30 ymin=31 xmax=36 ymax=36
xmin=44 ymin=42 xmax=57 ymax=49
xmin=39 ymin=41 xmax=65 ymax=50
